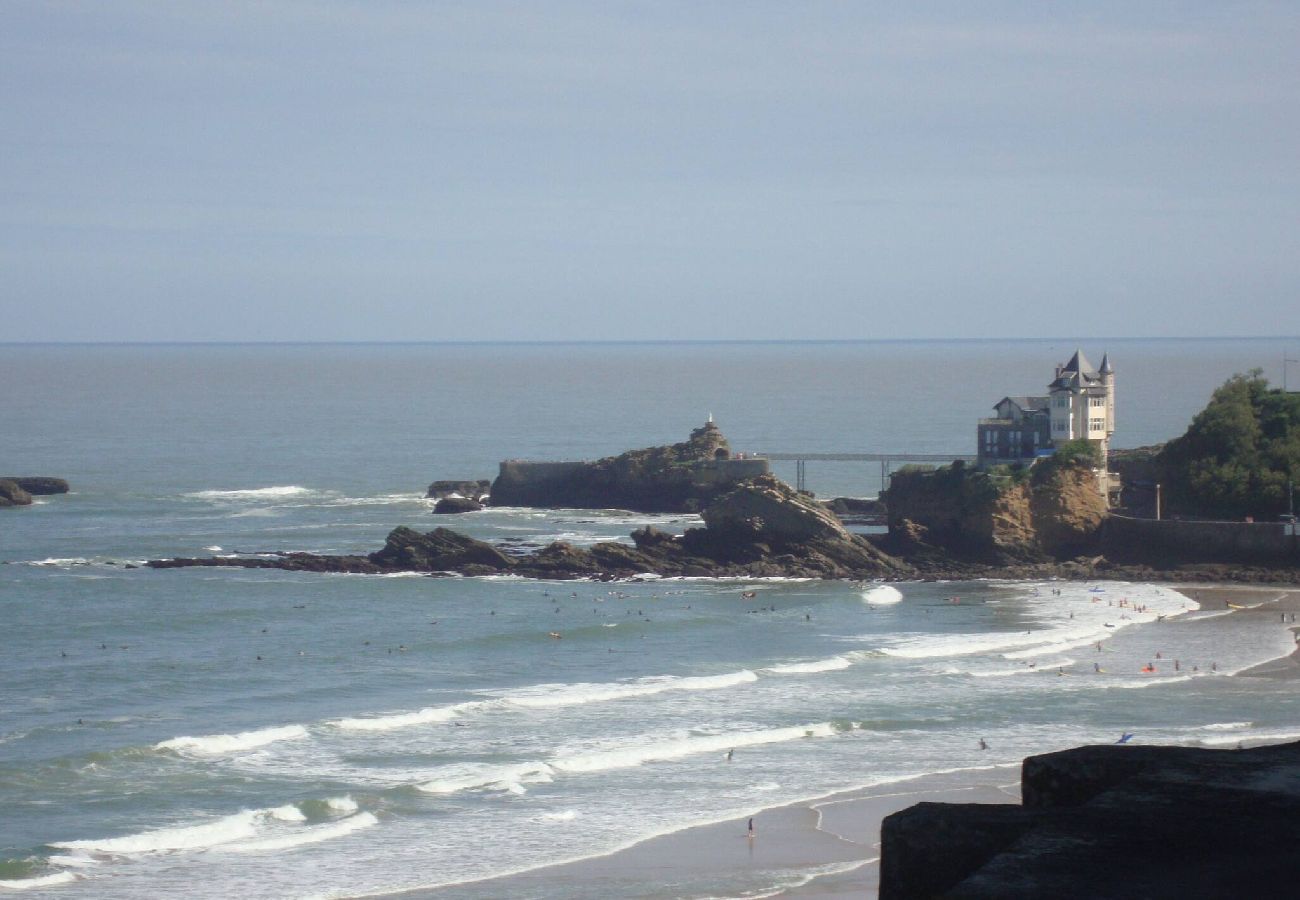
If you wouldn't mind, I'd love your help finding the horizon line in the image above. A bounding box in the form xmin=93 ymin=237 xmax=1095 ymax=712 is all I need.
xmin=4 ymin=336 xmax=1299 ymax=348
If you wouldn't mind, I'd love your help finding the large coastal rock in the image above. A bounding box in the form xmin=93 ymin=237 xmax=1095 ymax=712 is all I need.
xmin=0 ymin=479 xmax=34 ymax=507
xmin=148 ymin=474 xmax=912 ymax=580
xmin=433 ymin=497 xmax=483 ymax=514
xmin=880 ymin=740 xmax=1300 ymax=899
xmin=425 ymin=480 xmax=491 ymax=501
xmin=488 ymin=421 xmax=770 ymax=513
xmin=1 ymin=477 xmax=70 ymax=495
xmin=884 ymin=460 xmax=1108 ymax=563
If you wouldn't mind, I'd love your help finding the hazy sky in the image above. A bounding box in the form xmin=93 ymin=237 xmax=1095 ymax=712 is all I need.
xmin=3 ymin=2 xmax=1298 ymax=341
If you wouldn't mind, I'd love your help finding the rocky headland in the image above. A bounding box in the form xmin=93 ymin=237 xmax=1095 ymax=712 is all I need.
xmin=487 ymin=421 xmax=769 ymax=513
xmin=0 ymin=477 xmax=69 ymax=507
xmin=149 ymin=474 xmax=911 ymax=580
xmin=880 ymin=740 xmax=1300 ymax=899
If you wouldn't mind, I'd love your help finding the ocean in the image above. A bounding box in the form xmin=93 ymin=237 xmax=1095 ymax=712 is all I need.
xmin=3 ymin=338 xmax=1299 ymax=898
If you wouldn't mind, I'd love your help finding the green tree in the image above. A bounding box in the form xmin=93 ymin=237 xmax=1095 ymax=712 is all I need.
xmin=1158 ymin=371 xmax=1300 ymax=518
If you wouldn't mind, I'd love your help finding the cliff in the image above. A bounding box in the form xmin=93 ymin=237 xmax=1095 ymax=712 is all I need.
xmin=149 ymin=474 xmax=912 ymax=580
xmin=488 ymin=421 xmax=770 ymax=513
xmin=880 ymin=740 xmax=1300 ymax=899
xmin=883 ymin=460 xmax=1108 ymax=563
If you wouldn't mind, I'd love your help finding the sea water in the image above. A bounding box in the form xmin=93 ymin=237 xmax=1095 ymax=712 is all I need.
xmin=2 ymin=339 xmax=1299 ymax=898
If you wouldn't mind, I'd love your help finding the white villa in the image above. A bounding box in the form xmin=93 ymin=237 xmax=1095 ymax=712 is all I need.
xmin=977 ymin=350 xmax=1118 ymax=501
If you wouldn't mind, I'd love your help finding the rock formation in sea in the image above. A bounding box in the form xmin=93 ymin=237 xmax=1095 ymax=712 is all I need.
xmin=432 ymin=496 xmax=484 ymax=514
xmin=425 ymin=480 xmax=491 ymax=501
xmin=1 ymin=477 xmax=70 ymax=495
xmin=0 ymin=479 xmax=34 ymax=507
xmin=879 ymin=740 xmax=1300 ymax=899
xmin=148 ymin=474 xmax=912 ymax=580
xmin=487 ymin=421 xmax=770 ymax=513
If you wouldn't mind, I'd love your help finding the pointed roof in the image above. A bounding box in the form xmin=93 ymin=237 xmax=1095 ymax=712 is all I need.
xmin=1050 ymin=349 xmax=1103 ymax=390
xmin=1099 ymin=353 xmax=1113 ymax=375
xmin=1062 ymin=349 xmax=1095 ymax=376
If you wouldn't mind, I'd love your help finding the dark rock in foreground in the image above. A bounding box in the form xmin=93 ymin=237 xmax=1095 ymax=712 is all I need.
xmin=0 ymin=479 xmax=34 ymax=507
xmin=1 ymin=477 xmax=70 ymax=495
xmin=880 ymin=740 xmax=1300 ymax=899
xmin=148 ymin=475 xmax=913 ymax=580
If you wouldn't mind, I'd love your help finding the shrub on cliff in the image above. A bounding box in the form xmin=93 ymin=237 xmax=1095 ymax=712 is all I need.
xmin=1157 ymin=372 xmax=1300 ymax=518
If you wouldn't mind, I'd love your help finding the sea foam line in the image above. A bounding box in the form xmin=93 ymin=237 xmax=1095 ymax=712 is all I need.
xmin=0 ymin=871 xmax=79 ymax=890
xmin=50 ymin=801 xmax=370 ymax=858
xmin=551 ymin=722 xmax=837 ymax=775
xmin=333 ymin=670 xmax=759 ymax=732
xmin=185 ymin=486 xmax=315 ymax=500
xmin=155 ymin=725 xmax=309 ymax=755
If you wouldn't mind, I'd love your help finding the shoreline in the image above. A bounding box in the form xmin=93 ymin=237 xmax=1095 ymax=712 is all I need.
xmin=384 ymin=582 xmax=1300 ymax=900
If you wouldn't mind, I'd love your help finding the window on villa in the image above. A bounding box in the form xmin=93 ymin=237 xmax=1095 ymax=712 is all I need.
xmin=1090 ymin=397 xmax=1105 ymax=408
xmin=1089 ymin=417 xmax=1105 ymax=431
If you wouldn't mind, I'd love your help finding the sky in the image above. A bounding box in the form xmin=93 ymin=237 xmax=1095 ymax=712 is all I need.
xmin=3 ymin=2 xmax=1299 ymax=342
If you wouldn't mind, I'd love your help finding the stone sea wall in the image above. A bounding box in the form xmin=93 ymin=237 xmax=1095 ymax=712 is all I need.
xmin=1105 ymin=513 xmax=1299 ymax=565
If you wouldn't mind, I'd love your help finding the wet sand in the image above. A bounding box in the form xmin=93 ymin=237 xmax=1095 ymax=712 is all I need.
xmin=448 ymin=766 xmax=1021 ymax=899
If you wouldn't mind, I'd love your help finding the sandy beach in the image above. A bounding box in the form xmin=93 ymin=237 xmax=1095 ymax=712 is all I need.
xmin=406 ymin=582 xmax=1300 ymax=900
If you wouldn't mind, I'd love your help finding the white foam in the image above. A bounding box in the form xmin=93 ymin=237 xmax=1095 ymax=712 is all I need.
xmin=1198 ymin=728 xmax=1300 ymax=748
xmin=498 ymin=670 xmax=758 ymax=709
xmin=552 ymin=723 xmax=837 ymax=774
xmin=24 ymin=557 xmax=91 ymax=567
xmin=0 ymin=872 xmax=78 ymax=890
xmin=156 ymin=724 xmax=309 ymax=755
xmin=268 ymin=804 xmax=307 ymax=823
xmin=539 ymin=810 xmax=579 ymax=822
xmin=330 ymin=702 xmax=487 ymax=732
xmin=766 ymin=656 xmax=852 ymax=675
xmin=1203 ymin=722 xmax=1252 ymax=731
xmin=205 ymin=545 xmax=223 ymax=552
xmin=416 ymin=763 xmax=556 ymax=795
xmin=326 ymin=796 xmax=358 ymax=814
xmin=862 ymin=585 xmax=903 ymax=605
xmin=186 ymin=486 xmax=314 ymax=500
xmin=222 ymin=812 xmax=378 ymax=853
xmin=53 ymin=810 xmax=264 ymax=854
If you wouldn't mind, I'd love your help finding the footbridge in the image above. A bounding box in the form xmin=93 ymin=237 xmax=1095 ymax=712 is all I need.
xmin=754 ymin=452 xmax=977 ymax=494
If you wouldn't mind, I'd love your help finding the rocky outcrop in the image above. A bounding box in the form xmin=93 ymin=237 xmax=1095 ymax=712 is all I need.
xmin=488 ymin=422 xmax=770 ymax=513
xmin=149 ymin=474 xmax=913 ymax=580
xmin=425 ymin=480 xmax=491 ymax=501
xmin=433 ymin=497 xmax=483 ymax=514
xmin=0 ymin=479 xmax=34 ymax=507
xmin=883 ymin=460 xmax=1107 ymax=563
xmin=880 ymin=740 xmax=1300 ymax=899
xmin=1 ymin=477 xmax=70 ymax=495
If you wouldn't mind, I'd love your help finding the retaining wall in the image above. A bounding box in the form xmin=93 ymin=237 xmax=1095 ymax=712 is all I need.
xmin=1104 ymin=513 xmax=1299 ymax=564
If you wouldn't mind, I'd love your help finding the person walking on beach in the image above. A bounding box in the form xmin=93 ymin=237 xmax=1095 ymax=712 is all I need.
xmin=747 ymin=817 xmax=755 ymax=838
